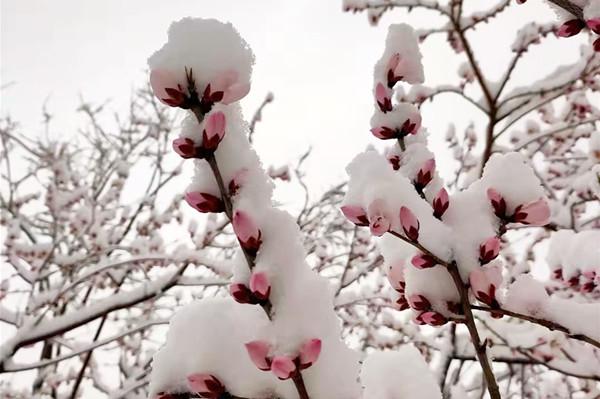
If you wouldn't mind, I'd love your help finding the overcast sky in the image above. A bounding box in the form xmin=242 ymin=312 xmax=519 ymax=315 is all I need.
xmin=1 ymin=0 xmax=583 ymax=193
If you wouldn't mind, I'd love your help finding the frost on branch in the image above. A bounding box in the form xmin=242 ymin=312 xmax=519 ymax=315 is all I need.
xmin=147 ymin=18 xmax=360 ymax=399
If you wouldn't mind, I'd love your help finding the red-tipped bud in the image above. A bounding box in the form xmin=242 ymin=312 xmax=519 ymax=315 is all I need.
xmin=185 ymin=192 xmax=224 ymax=213
xmin=298 ymin=339 xmax=321 ymax=369
xmin=230 ymin=283 xmax=255 ymax=304
xmin=557 ymin=19 xmax=585 ymax=37
xmin=415 ymin=159 xmax=435 ymax=188
xmin=341 ymin=205 xmax=369 ymax=226
xmin=395 ymin=295 xmax=410 ymax=310
xmin=271 ymin=356 xmax=296 ymax=380
xmin=432 ymin=188 xmax=449 ymax=219
xmin=150 ymin=69 xmax=186 ymax=107
xmin=186 ymin=373 xmax=225 ymax=399
xmin=370 ymin=126 xmax=396 ymax=140
xmin=367 ymin=199 xmax=391 ymax=236
xmin=552 ymin=268 xmax=563 ymax=281
xmin=245 ymin=340 xmax=272 ymax=371
xmin=400 ymin=206 xmax=420 ymax=241
xmin=401 ymin=114 xmax=421 ymax=136
xmin=594 ymin=37 xmax=600 ymax=52
xmin=386 ymin=53 xmax=403 ymax=88
xmin=411 ymin=253 xmax=437 ymax=269
xmin=387 ymin=261 xmax=405 ymax=292
xmin=249 ymin=271 xmax=271 ymax=301
xmin=375 ymin=83 xmax=393 ymax=113
xmin=172 ymin=138 xmax=197 ymax=159
xmin=420 ymin=311 xmax=448 ymax=326
xmin=408 ymin=294 xmax=431 ymax=311
xmin=487 ymin=188 xmax=507 ymax=219
xmin=229 ymin=168 xmax=249 ymax=197
xmin=469 ymin=264 xmax=502 ymax=307
xmin=202 ymin=111 xmax=226 ymax=152
xmin=232 ymin=211 xmax=262 ymax=255
xmin=479 ymin=236 xmax=501 ymax=264
xmin=588 ymin=18 xmax=600 ymax=34
xmin=513 ymin=198 xmax=550 ymax=226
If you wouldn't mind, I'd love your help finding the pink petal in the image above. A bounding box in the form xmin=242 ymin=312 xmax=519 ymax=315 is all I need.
xmin=185 ymin=192 xmax=224 ymax=213
xmin=232 ymin=210 xmax=262 ymax=253
xmin=244 ymin=340 xmax=271 ymax=371
xmin=432 ymin=188 xmax=449 ymax=219
xmin=150 ymin=69 xmax=183 ymax=106
xmin=479 ymin=236 xmax=501 ymax=264
xmin=387 ymin=261 xmax=405 ymax=292
xmin=341 ymin=205 xmax=369 ymax=226
xmin=367 ymin=199 xmax=391 ymax=236
xmin=588 ymin=18 xmax=600 ymax=34
xmin=411 ymin=253 xmax=437 ymax=269
xmin=415 ymin=158 xmax=435 ymax=187
xmin=420 ymin=311 xmax=447 ymax=326
xmin=513 ymin=198 xmax=550 ymax=226
xmin=408 ymin=294 xmax=430 ymax=311
xmin=387 ymin=53 xmax=401 ymax=73
xmin=186 ymin=373 xmax=224 ymax=396
xmin=487 ymin=188 xmax=507 ymax=219
xmin=299 ymin=338 xmax=322 ymax=369
xmin=172 ymin=137 xmax=197 ymax=159
xmin=399 ymin=206 xmax=420 ymax=241
xmin=249 ymin=271 xmax=271 ymax=300
xmin=222 ymin=82 xmax=251 ymax=104
xmin=205 ymin=111 xmax=226 ymax=141
xmin=271 ymin=356 xmax=296 ymax=380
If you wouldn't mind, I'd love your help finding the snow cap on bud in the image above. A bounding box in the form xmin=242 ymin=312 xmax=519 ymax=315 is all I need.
xmin=415 ymin=158 xmax=435 ymax=188
xmin=513 ymin=198 xmax=550 ymax=226
xmin=432 ymin=188 xmax=449 ymax=219
xmin=367 ymin=199 xmax=391 ymax=236
xmin=271 ymin=356 xmax=296 ymax=380
xmin=420 ymin=311 xmax=447 ymax=326
xmin=298 ymin=339 xmax=322 ymax=369
xmin=479 ymin=236 xmax=501 ymax=264
xmin=411 ymin=253 xmax=437 ymax=269
xmin=375 ymin=83 xmax=393 ymax=113
xmin=244 ymin=340 xmax=272 ymax=371
xmin=557 ymin=19 xmax=585 ymax=37
xmin=232 ymin=210 xmax=262 ymax=255
xmin=202 ymin=111 xmax=226 ymax=152
xmin=387 ymin=261 xmax=405 ymax=292
xmin=186 ymin=373 xmax=225 ymax=398
xmin=249 ymin=271 xmax=271 ymax=301
xmin=469 ymin=264 xmax=502 ymax=307
xmin=341 ymin=205 xmax=369 ymax=227
xmin=400 ymin=206 xmax=420 ymax=241
xmin=230 ymin=283 xmax=254 ymax=304
xmin=172 ymin=137 xmax=197 ymax=159
xmin=150 ymin=69 xmax=186 ymax=107
xmin=487 ymin=188 xmax=507 ymax=219
xmin=185 ymin=192 xmax=224 ymax=213
xmin=408 ymin=294 xmax=430 ymax=311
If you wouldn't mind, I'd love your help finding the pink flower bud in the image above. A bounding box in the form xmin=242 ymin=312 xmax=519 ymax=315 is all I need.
xmin=588 ymin=18 xmax=600 ymax=34
xmin=150 ymin=69 xmax=186 ymax=107
xmin=387 ymin=261 xmax=405 ymax=292
xmin=271 ymin=356 xmax=296 ymax=380
xmin=370 ymin=126 xmax=396 ymax=140
xmin=230 ymin=283 xmax=255 ymax=304
xmin=513 ymin=198 xmax=550 ymax=226
xmin=395 ymin=295 xmax=410 ymax=311
xmin=401 ymin=113 xmax=421 ymax=135
xmin=432 ymin=188 xmax=449 ymax=219
xmin=479 ymin=236 xmax=501 ymax=264
xmin=298 ymin=339 xmax=321 ymax=369
xmin=375 ymin=83 xmax=393 ymax=113
xmin=186 ymin=373 xmax=225 ymax=398
xmin=469 ymin=265 xmax=502 ymax=307
xmin=487 ymin=188 xmax=507 ymax=219
xmin=249 ymin=271 xmax=271 ymax=301
xmin=232 ymin=211 xmax=262 ymax=255
xmin=413 ymin=312 xmax=426 ymax=325
xmin=386 ymin=53 xmax=403 ymax=87
xmin=202 ymin=111 xmax=226 ymax=152
xmin=415 ymin=159 xmax=435 ymax=188
xmin=211 ymin=70 xmax=251 ymax=104
xmin=400 ymin=206 xmax=420 ymax=241
xmin=172 ymin=137 xmax=197 ymax=159
xmin=420 ymin=311 xmax=447 ymax=326
xmin=185 ymin=192 xmax=225 ymax=213
xmin=341 ymin=205 xmax=369 ymax=226
xmin=408 ymin=294 xmax=430 ymax=311
xmin=411 ymin=253 xmax=437 ymax=269
xmin=245 ymin=340 xmax=272 ymax=371
xmin=367 ymin=199 xmax=391 ymax=236
xmin=557 ymin=19 xmax=585 ymax=37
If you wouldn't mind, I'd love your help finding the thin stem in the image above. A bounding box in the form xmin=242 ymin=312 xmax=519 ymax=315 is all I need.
xmin=291 ymin=372 xmax=310 ymax=399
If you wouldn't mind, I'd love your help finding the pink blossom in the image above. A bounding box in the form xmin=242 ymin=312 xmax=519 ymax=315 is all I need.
xmin=411 ymin=253 xmax=437 ymax=269
xmin=172 ymin=137 xmax=197 ymax=159
xmin=210 ymin=70 xmax=251 ymax=104
xmin=341 ymin=205 xmax=369 ymax=226
xmin=271 ymin=356 xmax=296 ymax=380
xmin=375 ymin=82 xmax=393 ymax=113
xmin=469 ymin=265 xmax=502 ymax=307
xmin=408 ymin=294 xmax=430 ymax=311
xmin=186 ymin=373 xmax=224 ymax=398
xmin=556 ymin=19 xmax=585 ymax=37
xmin=202 ymin=111 xmax=226 ymax=152
xmin=415 ymin=158 xmax=435 ymax=188
xmin=370 ymin=126 xmax=396 ymax=140
xmin=232 ymin=211 xmax=262 ymax=255
xmin=367 ymin=199 xmax=391 ymax=236
xmin=230 ymin=283 xmax=254 ymax=304
xmin=244 ymin=340 xmax=272 ymax=371
xmin=400 ymin=206 xmax=420 ymax=241
xmin=420 ymin=311 xmax=447 ymax=326
xmin=387 ymin=261 xmax=405 ymax=292
xmin=588 ymin=18 xmax=600 ymax=34
xmin=479 ymin=236 xmax=501 ymax=264
xmin=432 ymin=188 xmax=449 ymax=219
xmin=513 ymin=198 xmax=550 ymax=226
xmin=487 ymin=188 xmax=506 ymax=219
xmin=150 ymin=69 xmax=186 ymax=107
xmin=298 ymin=338 xmax=321 ymax=369
xmin=249 ymin=271 xmax=271 ymax=301
xmin=185 ymin=192 xmax=224 ymax=213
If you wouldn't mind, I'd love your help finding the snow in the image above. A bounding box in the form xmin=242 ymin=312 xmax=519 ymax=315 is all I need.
xmin=546 ymin=229 xmax=600 ymax=278
xmin=373 ymin=24 xmax=425 ymax=86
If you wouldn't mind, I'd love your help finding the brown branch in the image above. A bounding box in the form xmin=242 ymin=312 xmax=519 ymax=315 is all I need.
xmin=546 ymin=0 xmax=584 ymax=20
